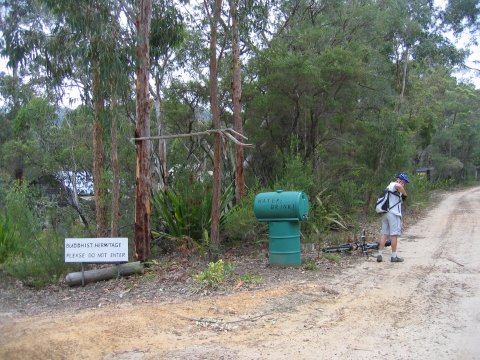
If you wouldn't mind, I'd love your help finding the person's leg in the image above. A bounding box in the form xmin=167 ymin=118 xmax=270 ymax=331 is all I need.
xmin=379 ymin=233 xmax=388 ymax=250
xmin=390 ymin=214 xmax=403 ymax=262
xmin=390 ymin=235 xmax=398 ymax=252
xmin=377 ymin=215 xmax=389 ymax=262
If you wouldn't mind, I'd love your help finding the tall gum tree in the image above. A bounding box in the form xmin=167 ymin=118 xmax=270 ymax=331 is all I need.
xmin=36 ymin=0 xmax=143 ymax=237
xmin=149 ymin=2 xmax=185 ymax=191
xmin=134 ymin=0 xmax=153 ymax=262
xmin=230 ymin=0 xmax=245 ymax=201
xmin=205 ymin=0 xmax=223 ymax=258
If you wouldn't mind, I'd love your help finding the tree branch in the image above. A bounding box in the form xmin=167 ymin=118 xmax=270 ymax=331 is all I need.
xmin=131 ymin=128 xmax=253 ymax=147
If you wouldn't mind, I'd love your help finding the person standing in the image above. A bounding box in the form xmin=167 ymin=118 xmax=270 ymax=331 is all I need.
xmin=377 ymin=173 xmax=410 ymax=263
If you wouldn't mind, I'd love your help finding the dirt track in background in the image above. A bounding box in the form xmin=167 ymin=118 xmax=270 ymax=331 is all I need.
xmin=1 ymin=187 xmax=480 ymax=359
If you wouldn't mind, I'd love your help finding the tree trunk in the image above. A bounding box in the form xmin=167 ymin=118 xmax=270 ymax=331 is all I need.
xmin=111 ymin=98 xmax=120 ymax=237
xmin=64 ymin=172 xmax=90 ymax=229
xmin=12 ymin=63 xmax=24 ymax=183
xmin=92 ymin=60 xmax=108 ymax=237
xmin=65 ymin=262 xmax=144 ymax=286
xmin=400 ymin=46 xmax=409 ymax=99
xmin=208 ymin=0 xmax=223 ymax=258
xmin=134 ymin=0 xmax=153 ymax=262
xmin=153 ymin=91 xmax=168 ymax=190
xmin=230 ymin=0 xmax=245 ymax=202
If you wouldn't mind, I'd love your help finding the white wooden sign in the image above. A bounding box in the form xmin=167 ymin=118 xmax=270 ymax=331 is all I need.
xmin=65 ymin=238 xmax=128 ymax=263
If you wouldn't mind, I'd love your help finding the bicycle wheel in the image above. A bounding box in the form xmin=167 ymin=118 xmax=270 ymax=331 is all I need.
xmin=322 ymin=243 xmax=355 ymax=253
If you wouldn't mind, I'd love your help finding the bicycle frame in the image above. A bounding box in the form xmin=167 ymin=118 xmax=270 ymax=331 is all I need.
xmin=322 ymin=229 xmax=391 ymax=256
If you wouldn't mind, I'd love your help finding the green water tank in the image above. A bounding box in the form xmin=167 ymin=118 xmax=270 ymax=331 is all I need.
xmin=268 ymin=221 xmax=301 ymax=266
xmin=253 ymin=190 xmax=309 ymax=222
xmin=253 ymin=190 xmax=309 ymax=267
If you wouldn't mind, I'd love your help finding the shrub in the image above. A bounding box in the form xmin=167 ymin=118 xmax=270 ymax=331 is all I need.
xmin=273 ymin=154 xmax=315 ymax=195
xmin=194 ymin=259 xmax=235 ymax=289
xmin=1 ymin=183 xmax=80 ymax=287
xmin=151 ymin=181 xmax=234 ymax=251
xmin=302 ymin=258 xmax=319 ymax=271
xmin=238 ymin=273 xmax=264 ymax=285
xmin=222 ymin=190 xmax=265 ymax=242
xmin=4 ymin=230 xmax=78 ymax=288
xmin=304 ymin=189 xmax=349 ymax=242
xmin=322 ymin=252 xmax=341 ymax=262
xmin=0 ymin=214 xmax=21 ymax=265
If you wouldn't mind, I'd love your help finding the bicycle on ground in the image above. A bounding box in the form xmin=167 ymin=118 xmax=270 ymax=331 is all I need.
xmin=321 ymin=229 xmax=391 ymax=257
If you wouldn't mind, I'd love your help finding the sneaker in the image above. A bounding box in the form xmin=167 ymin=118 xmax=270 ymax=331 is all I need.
xmin=376 ymin=254 xmax=383 ymax=262
xmin=391 ymin=256 xmax=404 ymax=263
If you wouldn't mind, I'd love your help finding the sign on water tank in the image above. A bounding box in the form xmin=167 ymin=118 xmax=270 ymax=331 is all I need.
xmin=64 ymin=238 xmax=128 ymax=263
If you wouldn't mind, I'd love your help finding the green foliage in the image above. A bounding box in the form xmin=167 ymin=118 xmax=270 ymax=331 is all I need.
xmin=4 ymin=230 xmax=76 ymax=288
xmin=405 ymin=175 xmax=431 ymax=209
xmin=1 ymin=183 xmax=81 ymax=287
xmin=152 ymin=188 xmax=189 ymax=239
xmin=222 ymin=188 xmax=264 ymax=242
xmin=273 ymin=154 xmax=315 ymax=194
xmin=302 ymin=258 xmax=319 ymax=271
xmin=335 ymin=179 xmax=367 ymax=211
xmin=151 ymin=180 xmax=235 ymax=249
xmin=0 ymin=214 xmax=21 ymax=264
xmin=150 ymin=2 xmax=186 ymax=60
xmin=322 ymin=252 xmax=341 ymax=262
xmin=2 ymin=0 xmax=480 ymax=277
xmin=305 ymin=189 xmax=349 ymax=241
xmin=444 ymin=0 xmax=480 ymax=33
xmin=238 ymin=273 xmax=264 ymax=285
xmin=194 ymin=259 xmax=235 ymax=289
xmin=13 ymin=97 xmax=57 ymax=136
xmin=4 ymin=183 xmax=38 ymax=241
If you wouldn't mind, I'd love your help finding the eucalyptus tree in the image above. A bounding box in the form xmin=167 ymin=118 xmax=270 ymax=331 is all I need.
xmin=133 ymin=0 xmax=153 ymax=261
xmin=0 ymin=0 xmax=49 ymax=101
xmin=54 ymin=106 xmax=94 ymax=229
xmin=2 ymin=97 xmax=57 ymax=183
xmin=224 ymin=0 xmax=275 ymax=201
xmin=0 ymin=73 xmax=36 ymax=183
xmin=429 ymin=83 xmax=480 ymax=180
xmin=244 ymin=0 xmax=469 ymax=185
xmin=38 ymin=0 xmax=132 ymax=238
xmin=41 ymin=0 xmax=147 ymax=241
xmin=230 ymin=0 xmax=245 ymax=201
xmin=144 ymin=1 xmax=186 ymax=190
xmin=381 ymin=0 xmax=435 ymax=99
xmin=444 ymin=0 xmax=480 ymax=35
xmin=442 ymin=0 xmax=480 ymax=85
xmin=0 ymin=0 xmax=54 ymax=182
xmin=245 ymin=0 xmax=388 ymax=176
xmin=206 ymin=0 xmax=223 ymax=257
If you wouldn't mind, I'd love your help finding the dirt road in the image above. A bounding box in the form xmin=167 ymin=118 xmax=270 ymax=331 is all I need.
xmin=1 ymin=187 xmax=480 ymax=359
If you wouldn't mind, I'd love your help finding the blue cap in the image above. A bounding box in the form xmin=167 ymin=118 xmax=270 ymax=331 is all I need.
xmin=396 ymin=173 xmax=410 ymax=183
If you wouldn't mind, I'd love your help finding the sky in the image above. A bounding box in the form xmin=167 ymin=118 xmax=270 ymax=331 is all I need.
xmin=434 ymin=0 xmax=480 ymax=88
xmin=449 ymin=34 xmax=480 ymax=88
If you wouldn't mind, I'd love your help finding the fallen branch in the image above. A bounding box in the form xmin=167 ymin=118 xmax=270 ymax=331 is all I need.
xmin=65 ymin=261 xmax=144 ymax=286
xmin=176 ymin=312 xmax=272 ymax=325
xmin=446 ymin=257 xmax=465 ymax=267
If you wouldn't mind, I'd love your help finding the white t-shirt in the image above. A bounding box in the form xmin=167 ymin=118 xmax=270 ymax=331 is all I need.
xmin=386 ymin=181 xmax=403 ymax=217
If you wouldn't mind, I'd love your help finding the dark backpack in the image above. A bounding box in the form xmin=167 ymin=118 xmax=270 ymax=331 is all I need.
xmin=375 ymin=189 xmax=401 ymax=213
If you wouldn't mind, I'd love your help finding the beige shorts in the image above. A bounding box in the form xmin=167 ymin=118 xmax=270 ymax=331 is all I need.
xmin=381 ymin=212 xmax=402 ymax=236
